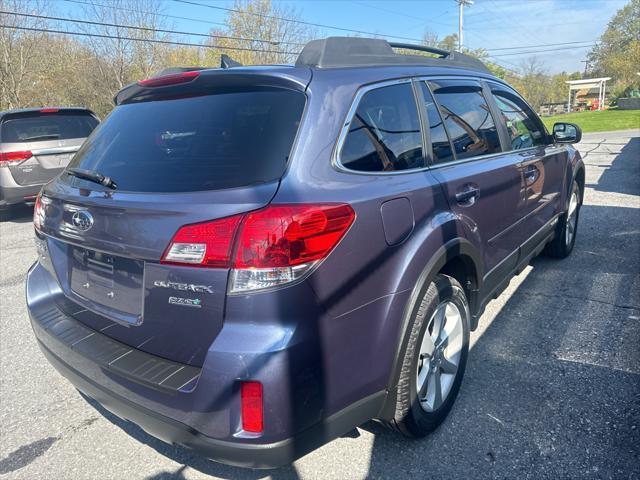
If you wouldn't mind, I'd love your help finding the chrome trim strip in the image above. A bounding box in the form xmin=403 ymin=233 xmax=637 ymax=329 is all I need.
xmin=330 ymin=73 xmax=569 ymax=177
xmin=31 ymin=146 xmax=79 ymax=155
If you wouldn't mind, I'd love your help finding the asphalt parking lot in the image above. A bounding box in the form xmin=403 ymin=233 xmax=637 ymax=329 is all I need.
xmin=1 ymin=130 xmax=639 ymax=480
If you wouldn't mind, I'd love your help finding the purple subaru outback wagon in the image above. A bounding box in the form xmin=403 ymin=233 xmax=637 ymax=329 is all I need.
xmin=26 ymin=37 xmax=584 ymax=468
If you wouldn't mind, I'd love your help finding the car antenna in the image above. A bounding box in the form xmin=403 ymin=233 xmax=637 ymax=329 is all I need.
xmin=220 ymin=54 xmax=242 ymax=69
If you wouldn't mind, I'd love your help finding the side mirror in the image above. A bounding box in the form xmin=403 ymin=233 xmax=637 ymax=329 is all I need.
xmin=552 ymin=122 xmax=582 ymax=144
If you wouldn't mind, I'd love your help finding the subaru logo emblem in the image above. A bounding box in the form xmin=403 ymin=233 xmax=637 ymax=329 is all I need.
xmin=71 ymin=210 xmax=93 ymax=232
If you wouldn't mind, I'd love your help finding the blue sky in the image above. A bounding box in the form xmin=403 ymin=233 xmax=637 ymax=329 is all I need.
xmin=62 ymin=0 xmax=629 ymax=74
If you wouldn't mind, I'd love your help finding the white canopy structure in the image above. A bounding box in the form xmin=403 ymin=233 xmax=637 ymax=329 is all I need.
xmin=566 ymin=77 xmax=611 ymax=111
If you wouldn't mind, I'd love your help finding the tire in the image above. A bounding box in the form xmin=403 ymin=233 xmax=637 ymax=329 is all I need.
xmin=389 ymin=274 xmax=470 ymax=438
xmin=544 ymin=179 xmax=581 ymax=259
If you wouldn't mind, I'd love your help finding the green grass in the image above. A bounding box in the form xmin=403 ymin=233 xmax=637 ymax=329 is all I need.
xmin=541 ymin=108 xmax=640 ymax=133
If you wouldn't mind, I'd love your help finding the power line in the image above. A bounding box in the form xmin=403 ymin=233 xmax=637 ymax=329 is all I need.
xmin=62 ymin=0 xmax=228 ymax=28
xmin=491 ymin=44 xmax=596 ymax=57
xmin=485 ymin=55 xmax=522 ymax=72
xmin=349 ymin=0 xmax=453 ymax=27
xmin=466 ymin=20 xmax=604 ymax=30
xmin=172 ymin=0 xmax=426 ymax=43
xmin=0 ymin=10 xmax=305 ymax=46
xmin=485 ymin=40 xmax=597 ymax=52
xmin=0 ymin=24 xmax=298 ymax=54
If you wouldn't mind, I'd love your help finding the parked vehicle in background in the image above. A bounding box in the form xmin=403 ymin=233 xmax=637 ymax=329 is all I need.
xmin=0 ymin=107 xmax=99 ymax=220
xmin=25 ymin=37 xmax=584 ymax=468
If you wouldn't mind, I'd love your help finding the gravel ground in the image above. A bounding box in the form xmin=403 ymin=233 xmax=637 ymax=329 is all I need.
xmin=1 ymin=130 xmax=639 ymax=480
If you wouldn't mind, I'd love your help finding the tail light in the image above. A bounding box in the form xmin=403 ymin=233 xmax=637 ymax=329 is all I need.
xmin=33 ymin=193 xmax=45 ymax=230
xmin=162 ymin=204 xmax=355 ymax=293
xmin=241 ymin=381 xmax=263 ymax=433
xmin=138 ymin=71 xmax=200 ymax=88
xmin=0 ymin=150 xmax=32 ymax=167
xmin=161 ymin=216 xmax=242 ymax=268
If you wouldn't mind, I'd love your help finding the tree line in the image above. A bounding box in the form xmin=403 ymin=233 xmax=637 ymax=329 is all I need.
xmin=1 ymin=0 xmax=638 ymax=118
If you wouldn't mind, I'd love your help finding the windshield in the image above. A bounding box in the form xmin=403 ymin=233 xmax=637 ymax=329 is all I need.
xmin=65 ymin=88 xmax=306 ymax=193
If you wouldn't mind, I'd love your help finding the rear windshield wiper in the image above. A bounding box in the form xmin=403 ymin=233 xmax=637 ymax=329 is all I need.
xmin=67 ymin=168 xmax=117 ymax=189
xmin=21 ymin=134 xmax=60 ymax=141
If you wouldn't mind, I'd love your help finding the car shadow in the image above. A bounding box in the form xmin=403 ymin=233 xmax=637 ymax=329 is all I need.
xmin=1 ymin=204 xmax=34 ymax=224
xmin=81 ymin=394 xmax=302 ymax=480
xmin=584 ymin=136 xmax=639 ymax=195
xmin=364 ymin=203 xmax=640 ymax=479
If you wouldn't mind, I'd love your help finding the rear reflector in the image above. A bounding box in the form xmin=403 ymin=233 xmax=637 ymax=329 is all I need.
xmin=138 ymin=71 xmax=200 ymax=88
xmin=0 ymin=150 xmax=32 ymax=166
xmin=241 ymin=381 xmax=263 ymax=433
xmin=161 ymin=204 xmax=355 ymax=293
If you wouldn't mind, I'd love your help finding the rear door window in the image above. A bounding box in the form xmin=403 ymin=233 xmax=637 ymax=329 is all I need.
xmin=339 ymin=82 xmax=424 ymax=172
xmin=428 ymin=79 xmax=501 ymax=160
xmin=66 ymin=88 xmax=305 ymax=192
xmin=1 ymin=111 xmax=98 ymax=143
xmin=419 ymin=82 xmax=454 ymax=164
xmin=490 ymin=85 xmax=547 ymax=150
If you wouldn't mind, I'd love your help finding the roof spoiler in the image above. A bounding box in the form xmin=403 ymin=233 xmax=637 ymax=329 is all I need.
xmin=295 ymin=37 xmax=490 ymax=73
xmin=149 ymin=54 xmax=243 ymax=78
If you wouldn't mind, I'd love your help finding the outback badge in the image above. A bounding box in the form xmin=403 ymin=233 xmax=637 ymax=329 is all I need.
xmin=153 ymin=280 xmax=214 ymax=294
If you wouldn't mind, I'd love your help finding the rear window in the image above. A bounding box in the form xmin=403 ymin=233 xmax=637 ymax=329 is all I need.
xmin=0 ymin=111 xmax=98 ymax=143
xmin=66 ymin=89 xmax=306 ymax=192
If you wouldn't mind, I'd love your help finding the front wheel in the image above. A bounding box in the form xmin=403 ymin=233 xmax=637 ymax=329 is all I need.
xmin=390 ymin=274 xmax=470 ymax=437
xmin=545 ymin=180 xmax=581 ymax=258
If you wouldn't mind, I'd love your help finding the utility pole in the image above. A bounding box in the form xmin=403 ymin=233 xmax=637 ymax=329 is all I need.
xmin=457 ymin=0 xmax=473 ymax=52
xmin=581 ymin=60 xmax=589 ymax=77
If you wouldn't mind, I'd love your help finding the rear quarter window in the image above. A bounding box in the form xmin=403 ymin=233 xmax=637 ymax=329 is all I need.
xmin=66 ymin=88 xmax=305 ymax=192
xmin=0 ymin=112 xmax=98 ymax=143
xmin=339 ymin=82 xmax=424 ymax=172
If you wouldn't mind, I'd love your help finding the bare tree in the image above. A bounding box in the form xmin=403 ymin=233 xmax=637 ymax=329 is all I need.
xmin=75 ymin=0 xmax=171 ymax=113
xmin=206 ymin=0 xmax=314 ymax=66
xmin=0 ymin=0 xmax=49 ymax=109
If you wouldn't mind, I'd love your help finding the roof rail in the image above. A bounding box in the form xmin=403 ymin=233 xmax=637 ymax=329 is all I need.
xmin=295 ymin=37 xmax=490 ymax=73
xmin=387 ymin=42 xmax=450 ymax=58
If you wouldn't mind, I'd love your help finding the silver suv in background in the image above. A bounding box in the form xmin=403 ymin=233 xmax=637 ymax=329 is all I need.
xmin=0 ymin=107 xmax=99 ymax=219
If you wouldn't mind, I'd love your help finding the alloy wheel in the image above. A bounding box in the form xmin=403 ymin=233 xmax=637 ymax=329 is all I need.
xmin=565 ymin=188 xmax=579 ymax=246
xmin=416 ymin=301 xmax=464 ymax=412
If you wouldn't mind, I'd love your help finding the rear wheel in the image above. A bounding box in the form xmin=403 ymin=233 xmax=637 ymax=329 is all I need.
xmin=390 ymin=274 xmax=470 ymax=437
xmin=545 ymin=180 xmax=581 ymax=258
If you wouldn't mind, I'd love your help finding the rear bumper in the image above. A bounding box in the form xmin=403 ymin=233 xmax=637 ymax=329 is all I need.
xmin=33 ymin=323 xmax=384 ymax=468
xmin=26 ymin=261 xmax=386 ymax=468
xmin=36 ymin=339 xmax=311 ymax=468
xmin=0 ymin=168 xmax=43 ymax=208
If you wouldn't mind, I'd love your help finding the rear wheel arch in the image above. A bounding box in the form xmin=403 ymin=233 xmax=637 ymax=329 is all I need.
xmin=377 ymin=237 xmax=481 ymax=420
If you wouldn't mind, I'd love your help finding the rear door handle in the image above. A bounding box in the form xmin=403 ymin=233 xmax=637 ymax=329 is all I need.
xmin=455 ymin=185 xmax=480 ymax=206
